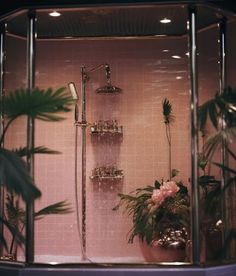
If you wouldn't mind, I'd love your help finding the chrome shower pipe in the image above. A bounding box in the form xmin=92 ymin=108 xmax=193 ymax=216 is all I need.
xmin=219 ymin=18 xmax=229 ymax=259
xmin=188 ymin=6 xmax=200 ymax=265
xmin=26 ymin=10 xmax=36 ymax=264
xmin=74 ymin=63 xmax=110 ymax=259
xmin=0 ymin=22 xmax=6 ymax=256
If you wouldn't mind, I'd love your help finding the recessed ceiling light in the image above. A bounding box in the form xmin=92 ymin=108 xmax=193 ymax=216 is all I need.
xmin=172 ymin=55 xmax=181 ymax=59
xmin=176 ymin=76 xmax=183 ymax=80
xmin=154 ymin=35 xmax=167 ymax=37
xmin=160 ymin=18 xmax=171 ymax=24
xmin=49 ymin=11 xmax=61 ymax=17
xmin=162 ymin=49 xmax=169 ymax=52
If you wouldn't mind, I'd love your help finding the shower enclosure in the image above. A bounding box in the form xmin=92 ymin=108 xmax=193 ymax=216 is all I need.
xmin=0 ymin=1 xmax=236 ymax=272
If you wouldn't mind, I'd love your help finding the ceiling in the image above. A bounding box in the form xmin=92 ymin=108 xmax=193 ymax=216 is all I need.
xmin=0 ymin=0 xmax=236 ymax=17
xmin=4 ymin=4 xmax=232 ymax=39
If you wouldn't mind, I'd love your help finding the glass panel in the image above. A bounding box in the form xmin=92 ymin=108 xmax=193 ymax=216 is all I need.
xmin=197 ymin=5 xmax=236 ymax=264
xmin=226 ymin=17 xmax=236 ymax=262
xmin=1 ymin=11 xmax=28 ymax=262
xmin=197 ymin=22 xmax=221 ymax=264
xmin=34 ymin=4 xmax=190 ymax=264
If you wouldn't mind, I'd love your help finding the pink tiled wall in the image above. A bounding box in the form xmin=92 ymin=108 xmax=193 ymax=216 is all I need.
xmin=33 ymin=37 xmax=191 ymax=262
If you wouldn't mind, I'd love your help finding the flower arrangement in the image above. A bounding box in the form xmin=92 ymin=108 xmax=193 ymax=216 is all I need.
xmin=113 ymin=176 xmax=190 ymax=247
xmin=113 ymin=98 xmax=190 ymax=249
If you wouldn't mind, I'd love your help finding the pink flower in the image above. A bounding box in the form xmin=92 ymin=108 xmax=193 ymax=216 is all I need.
xmin=161 ymin=181 xmax=179 ymax=197
xmin=151 ymin=181 xmax=179 ymax=208
xmin=151 ymin=189 xmax=165 ymax=205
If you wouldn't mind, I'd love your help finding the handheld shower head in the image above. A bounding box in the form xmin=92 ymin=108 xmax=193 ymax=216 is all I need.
xmin=68 ymin=82 xmax=79 ymax=122
xmin=68 ymin=82 xmax=79 ymax=100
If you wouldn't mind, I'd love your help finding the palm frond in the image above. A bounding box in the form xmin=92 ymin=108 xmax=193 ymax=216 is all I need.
xmin=2 ymin=87 xmax=73 ymax=122
xmin=6 ymin=192 xmax=25 ymax=226
xmin=204 ymin=127 xmax=236 ymax=157
xmin=208 ymin=101 xmax=218 ymax=129
xmin=199 ymin=99 xmax=218 ymax=131
xmin=225 ymin=145 xmax=236 ymax=161
xmin=34 ymin=201 xmax=72 ymax=220
xmin=13 ymin=146 xmax=61 ymax=158
xmin=0 ymin=217 xmax=9 ymax=251
xmin=162 ymin=98 xmax=174 ymax=124
xmin=211 ymin=161 xmax=236 ymax=176
xmin=0 ymin=148 xmax=41 ymax=201
xmin=199 ymin=86 xmax=236 ymax=133
xmin=0 ymin=216 xmax=25 ymax=252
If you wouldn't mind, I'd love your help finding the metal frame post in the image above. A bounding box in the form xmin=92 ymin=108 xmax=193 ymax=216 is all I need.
xmin=188 ymin=6 xmax=200 ymax=265
xmin=219 ymin=17 xmax=229 ymax=259
xmin=26 ymin=10 xmax=36 ymax=264
xmin=0 ymin=22 xmax=6 ymax=257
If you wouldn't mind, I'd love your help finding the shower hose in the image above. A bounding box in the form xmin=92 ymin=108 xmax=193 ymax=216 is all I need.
xmin=74 ymin=123 xmax=111 ymax=267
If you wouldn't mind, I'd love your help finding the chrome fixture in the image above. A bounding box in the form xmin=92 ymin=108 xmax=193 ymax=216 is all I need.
xmin=69 ymin=63 xmax=121 ymax=260
xmin=95 ymin=63 xmax=122 ymax=94
xmin=188 ymin=6 xmax=200 ymax=265
xmin=26 ymin=10 xmax=36 ymax=264
xmin=68 ymin=82 xmax=79 ymax=122
xmin=68 ymin=82 xmax=79 ymax=100
xmin=90 ymin=119 xmax=123 ymax=135
xmin=90 ymin=166 xmax=124 ymax=180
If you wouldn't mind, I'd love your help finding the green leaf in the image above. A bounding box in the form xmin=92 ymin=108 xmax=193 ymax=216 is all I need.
xmin=1 ymin=87 xmax=73 ymax=122
xmin=199 ymin=175 xmax=220 ymax=187
xmin=171 ymin=169 xmax=179 ymax=178
xmin=154 ymin=180 xmax=161 ymax=189
xmin=0 ymin=148 xmax=41 ymax=201
xmin=208 ymin=101 xmax=218 ymax=129
xmin=35 ymin=201 xmax=72 ymax=220
xmin=204 ymin=127 xmax=236 ymax=157
xmin=162 ymin=98 xmax=174 ymax=125
xmin=226 ymin=145 xmax=236 ymax=161
xmin=198 ymin=101 xmax=208 ymax=133
xmin=0 ymin=216 xmax=25 ymax=252
xmin=0 ymin=217 xmax=9 ymax=251
xmin=13 ymin=146 xmax=61 ymax=158
xmin=212 ymin=161 xmax=236 ymax=175
xmin=6 ymin=192 xmax=25 ymax=226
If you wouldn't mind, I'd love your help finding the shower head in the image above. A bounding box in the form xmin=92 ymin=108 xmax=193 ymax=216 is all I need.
xmin=68 ymin=82 xmax=79 ymax=100
xmin=95 ymin=63 xmax=122 ymax=94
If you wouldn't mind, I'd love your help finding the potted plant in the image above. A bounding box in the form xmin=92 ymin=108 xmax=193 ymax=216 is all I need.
xmin=1 ymin=191 xmax=72 ymax=260
xmin=113 ymin=176 xmax=190 ymax=261
xmin=198 ymin=86 xmax=236 ymax=261
xmin=0 ymin=87 xmax=74 ymax=255
xmin=113 ymin=99 xmax=190 ymax=262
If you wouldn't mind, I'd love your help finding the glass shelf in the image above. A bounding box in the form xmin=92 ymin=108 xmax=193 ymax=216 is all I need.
xmin=89 ymin=175 xmax=124 ymax=181
xmin=90 ymin=166 xmax=124 ymax=181
xmin=90 ymin=120 xmax=123 ymax=136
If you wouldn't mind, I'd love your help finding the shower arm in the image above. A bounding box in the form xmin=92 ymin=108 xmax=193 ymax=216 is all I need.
xmin=82 ymin=63 xmax=111 ymax=85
